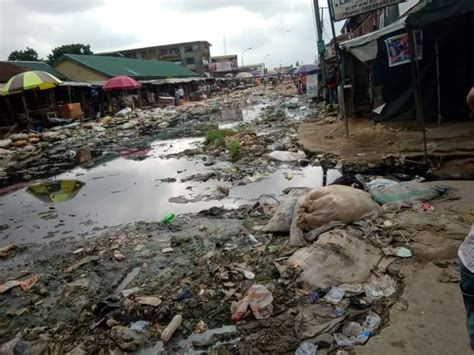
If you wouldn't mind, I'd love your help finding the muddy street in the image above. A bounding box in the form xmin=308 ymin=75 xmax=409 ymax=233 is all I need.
xmin=1 ymin=82 xmax=473 ymax=354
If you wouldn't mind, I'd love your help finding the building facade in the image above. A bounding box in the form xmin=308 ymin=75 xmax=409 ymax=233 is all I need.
xmin=97 ymin=41 xmax=211 ymax=75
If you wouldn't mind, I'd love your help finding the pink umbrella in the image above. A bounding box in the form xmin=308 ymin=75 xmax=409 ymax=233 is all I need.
xmin=103 ymin=76 xmax=141 ymax=91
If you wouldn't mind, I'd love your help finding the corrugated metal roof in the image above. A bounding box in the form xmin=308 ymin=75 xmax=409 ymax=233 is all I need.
xmin=57 ymin=54 xmax=200 ymax=79
xmin=8 ymin=61 xmax=68 ymax=80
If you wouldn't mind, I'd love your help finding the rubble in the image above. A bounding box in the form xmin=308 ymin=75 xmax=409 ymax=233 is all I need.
xmin=0 ymin=81 xmax=471 ymax=353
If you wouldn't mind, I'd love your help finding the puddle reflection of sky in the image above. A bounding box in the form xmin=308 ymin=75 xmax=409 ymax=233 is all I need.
xmin=0 ymin=137 xmax=340 ymax=245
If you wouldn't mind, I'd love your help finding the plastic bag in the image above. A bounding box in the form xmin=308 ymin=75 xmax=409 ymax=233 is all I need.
xmin=231 ymin=284 xmax=273 ymax=322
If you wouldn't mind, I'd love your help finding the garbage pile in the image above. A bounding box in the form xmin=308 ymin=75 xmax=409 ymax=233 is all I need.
xmin=0 ymin=172 xmax=467 ymax=353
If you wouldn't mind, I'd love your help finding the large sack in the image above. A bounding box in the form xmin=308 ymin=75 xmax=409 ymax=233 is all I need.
xmin=263 ymin=188 xmax=309 ymax=233
xmin=296 ymin=185 xmax=382 ymax=232
xmin=290 ymin=195 xmax=307 ymax=247
xmin=288 ymin=228 xmax=382 ymax=288
xmin=369 ymin=181 xmax=444 ymax=204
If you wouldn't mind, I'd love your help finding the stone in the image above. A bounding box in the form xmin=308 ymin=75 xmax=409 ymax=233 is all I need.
xmin=0 ymin=148 xmax=12 ymax=156
xmin=14 ymin=140 xmax=28 ymax=147
xmin=119 ymin=122 xmax=136 ymax=130
xmin=0 ymin=139 xmax=12 ymax=148
xmin=9 ymin=133 xmax=28 ymax=141
xmin=28 ymin=137 xmax=40 ymax=144
xmin=110 ymin=326 xmax=145 ymax=351
xmin=42 ymin=131 xmax=60 ymax=142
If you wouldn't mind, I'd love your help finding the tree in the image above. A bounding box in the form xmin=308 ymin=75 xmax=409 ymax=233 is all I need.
xmin=47 ymin=43 xmax=93 ymax=64
xmin=8 ymin=47 xmax=39 ymax=61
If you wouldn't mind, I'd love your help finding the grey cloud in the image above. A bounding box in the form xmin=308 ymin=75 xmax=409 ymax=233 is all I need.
xmin=163 ymin=0 xmax=306 ymax=16
xmin=14 ymin=0 xmax=104 ymax=14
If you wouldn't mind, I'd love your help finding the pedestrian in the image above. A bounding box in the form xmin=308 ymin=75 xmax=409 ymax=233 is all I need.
xmin=460 ymin=85 xmax=474 ymax=350
xmin=326 ymin=65 xmax=339 ymax=108
xmin=174 ymin=88 xmax=180 ymax=106
xmin=178 ymin=86 xmax=185 ymax=100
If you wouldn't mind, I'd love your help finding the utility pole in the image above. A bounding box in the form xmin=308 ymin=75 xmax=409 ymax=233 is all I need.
xmin=313 ymin=0 xmax=326 ymax=85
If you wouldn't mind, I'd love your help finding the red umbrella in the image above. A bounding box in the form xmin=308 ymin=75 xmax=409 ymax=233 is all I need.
xmin=103 ymin=76 xmax=141 ymax=91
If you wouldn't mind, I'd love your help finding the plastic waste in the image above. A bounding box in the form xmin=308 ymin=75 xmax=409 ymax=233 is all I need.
xmin=395 ymin=247 xmax=412 ymax=258
xmin=308 ymin=290 xmax=320 ymax=304
xmin=323 ymin=287 xmax=345 ymax=304
xmin=295 ymin=342 xmax=318 ymax=355
xmin=231 ymin=284 xmax=273 ymax=322
xmin=162 ymin=213 xmax=176 ymax=224
xmin=130 ymin=320 xmax=150 ymax=333
xmin=363 ymin=284 xmax=384 ymax=302
xmin=363 ymin=311 xmax=381 ymax=332
xmin=161 ymin=314 xmax=183 ymax=342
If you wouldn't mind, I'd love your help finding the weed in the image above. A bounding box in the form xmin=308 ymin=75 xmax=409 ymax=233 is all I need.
xmin=227 ymin=140 xmax=242 ymax=161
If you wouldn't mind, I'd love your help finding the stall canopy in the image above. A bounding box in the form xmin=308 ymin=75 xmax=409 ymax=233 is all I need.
xmin=341 ymin=17 xmax=407 ymax=63
xmin=103 ymin=76 xmax=141 ymax=91
xmin=2 ymin=70 xmax=62 ymax=95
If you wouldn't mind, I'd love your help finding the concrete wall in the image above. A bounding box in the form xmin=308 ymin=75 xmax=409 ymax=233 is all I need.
xmin=54 ymin=60 xmax=109 ymax=81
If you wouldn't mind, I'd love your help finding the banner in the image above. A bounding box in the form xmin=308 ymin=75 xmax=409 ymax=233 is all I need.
xmin=307 ymin=74 xmax=318 ymax=99
xmin=385 ymin=30 xmax=423 ymax=67
xmin=331 ymin=0 xmax=404 ymax=21
xmin=210 ymin=55 xmax=238 ymax=72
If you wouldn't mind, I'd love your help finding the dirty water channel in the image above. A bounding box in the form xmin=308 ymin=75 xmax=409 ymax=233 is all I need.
xmin=0 ymin=136 xmax=341 ymax=245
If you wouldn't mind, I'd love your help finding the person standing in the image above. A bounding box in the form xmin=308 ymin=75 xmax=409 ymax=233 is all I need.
xmin=459 ymin=85 xmax=474 ymax=349
xmin=326 ymin=65 xmax=339 ymax=109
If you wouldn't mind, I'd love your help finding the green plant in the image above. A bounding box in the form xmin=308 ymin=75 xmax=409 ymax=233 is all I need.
xmin=204 ymin=128 xmax=234 ymax=146
xmin=227 ymin=140 xmax=242 ymax=162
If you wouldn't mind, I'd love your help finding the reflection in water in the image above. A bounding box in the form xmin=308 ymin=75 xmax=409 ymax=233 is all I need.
xmin=27 ymin=180 xmax=85 ymax=203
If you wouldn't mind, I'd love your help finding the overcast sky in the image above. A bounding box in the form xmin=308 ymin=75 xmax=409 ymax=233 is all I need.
xmin=0 ymin=0 xmax=342 ymax=68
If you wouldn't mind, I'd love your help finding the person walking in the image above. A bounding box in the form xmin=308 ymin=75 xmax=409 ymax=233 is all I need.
xmin=326 ymin=65 xmax=339 ymax=109
xmin=459 ymin=84 xmax=474 ymax=350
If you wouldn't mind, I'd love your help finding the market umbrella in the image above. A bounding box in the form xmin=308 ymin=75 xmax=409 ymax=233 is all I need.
xmin=294 ymin=64 xmax=319 ymax=75
xmin=236 ymin=72 xmax=254 ymax=79
xmin=103 ymin=76 xmax=141 ymax=91
xmin=27 ymin=180 xmax=85 ymax=203
xmin=1 ymin=70 xmax=62 ymax=95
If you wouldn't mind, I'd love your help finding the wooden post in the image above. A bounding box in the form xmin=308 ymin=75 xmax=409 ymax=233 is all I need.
xmin=408 ymin=29 xmax=428 ymax=159
xmin=67 ymin=86 xmax=72 ymax=103
xmin=21 ymin=93 xmax=32 ymax=129
xmin=435 ymin=41 xmax=442 ymax=125
xmin=328 ymin=0 xmax=349 ymax=137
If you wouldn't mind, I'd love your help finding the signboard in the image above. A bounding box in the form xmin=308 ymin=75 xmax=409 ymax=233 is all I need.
xmin=385 ymin=30 xmax=423 ymax=67
xmin=317 ymin=40 xmax=326 ymax=55
xmin=330 ymin=0 xmax=405 ymax=21
xmin=210 ymin=55 xmax=238 ymax=72
xmin=306 ymin=74 xmax=319 ymax=99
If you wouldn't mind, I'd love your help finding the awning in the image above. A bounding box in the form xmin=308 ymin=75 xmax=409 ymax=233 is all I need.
xmin=406 ymin=0 xmax=474 ymax=28
xmin=139 ymin=77 xmax=210 ymax=85
xmin=340 ymin=17 xmax=407 ymax=63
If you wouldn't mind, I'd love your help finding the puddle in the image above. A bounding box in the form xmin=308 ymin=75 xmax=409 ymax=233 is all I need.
xmin=217 ymin=103 xmax=268 ymax=129
xmin=139 ymin=325 xmax=238 ymax=355
xmin=0 ymin=137 xmax=340 ymax=245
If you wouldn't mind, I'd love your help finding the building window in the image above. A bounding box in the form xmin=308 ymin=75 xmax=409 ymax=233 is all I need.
xmin=185 ymin=45 xmax=193 ymax=53
xmin=170 ymin=48 xmax=179 ymax=55
xmin=160 ymin=49 xmax=168 ymax=55
xmin=185 ymin=57 xmax=195 ymax=65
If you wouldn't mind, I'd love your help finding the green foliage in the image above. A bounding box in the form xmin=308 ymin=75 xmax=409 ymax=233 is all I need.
xmin=8 ymin=47 xmax=39 ymax=61
xmin=204 ymin=128 xmax=234 ymax=146
xmin=47 ymin=43 xmax=93 ymax=64
xmin=227 ymin=140 xmax=242 ymax=162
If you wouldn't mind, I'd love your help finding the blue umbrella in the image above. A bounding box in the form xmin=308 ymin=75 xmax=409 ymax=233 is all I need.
xmin=294 ymin=64 xmax=319 ymax=75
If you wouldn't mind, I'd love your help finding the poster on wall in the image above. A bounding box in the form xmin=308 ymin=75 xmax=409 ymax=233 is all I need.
xmin=330 ymin=0 xmax=404 ymax=21
xmin=306 ymin=74 xmax=318 ymax=99
xmin=209 ymin=55 xmax=238 ymax=72
xmin=385 ymin=30 xmax=423 ymax=67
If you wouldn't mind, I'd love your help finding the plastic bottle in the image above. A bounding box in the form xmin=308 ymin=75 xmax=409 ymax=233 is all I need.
xmin=162 ymin=213 xmax=176 ymax=224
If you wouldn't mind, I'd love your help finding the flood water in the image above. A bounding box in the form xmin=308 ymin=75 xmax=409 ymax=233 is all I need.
xmin=0 ymin=137 xmax=340 ymax=245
